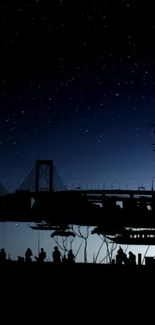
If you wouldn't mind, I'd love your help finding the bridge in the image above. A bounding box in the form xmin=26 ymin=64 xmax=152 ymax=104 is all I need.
xmin=1 ymin=159 xmax=155 ymax=246
xmin=0 ymin=159 xmax=67 ymax=195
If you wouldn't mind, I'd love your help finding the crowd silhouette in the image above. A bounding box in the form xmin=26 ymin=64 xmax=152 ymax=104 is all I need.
xmin=0 ymin=246 xmax=137 ymax=265
xmin=115 ymin=247 xmax=136 ymax=265
xmin=16 ymin=246 xmax=75 ymax=264
xmin=52 ymin=247 xmax=75 ymax=263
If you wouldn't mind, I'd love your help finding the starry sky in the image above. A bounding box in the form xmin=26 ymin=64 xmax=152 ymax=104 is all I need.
xmin=1 ymin=0 xmax=155 ymax=260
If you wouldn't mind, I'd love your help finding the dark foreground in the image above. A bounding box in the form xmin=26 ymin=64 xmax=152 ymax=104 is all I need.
xmin=0 ymin=262 xmax=154 ymax=290
xmin=1 ymin=262 xmax=154 ymax=314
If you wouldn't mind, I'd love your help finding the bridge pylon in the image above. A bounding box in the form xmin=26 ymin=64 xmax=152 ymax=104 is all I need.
xmin=35 ymin=159 xmax=53 ymax=193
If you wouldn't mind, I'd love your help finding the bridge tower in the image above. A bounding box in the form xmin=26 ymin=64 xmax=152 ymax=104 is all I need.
xmin=35 ymin=159 xmax=53 ymax=193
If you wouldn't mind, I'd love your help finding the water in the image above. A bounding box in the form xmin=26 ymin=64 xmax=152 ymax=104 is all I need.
xmin=0 ymin=222 xmax=154 ymax=263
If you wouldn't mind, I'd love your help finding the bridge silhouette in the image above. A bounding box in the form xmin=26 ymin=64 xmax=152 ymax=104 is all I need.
xmin=0 ymin=158 xmax=153 ymax=195
xmin=0 ymin=159 xmax=67 ymax=195
xmin=1 ymin=159 xmax=155 ymax=247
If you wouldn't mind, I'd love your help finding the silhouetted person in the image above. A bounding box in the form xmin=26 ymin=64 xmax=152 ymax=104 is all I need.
xmin=116 ymin=247 xmax=123 ymax=264
xmin=0 ymin=248 xmax=6 ymax=262
xmin=116 ymin=247 xmax=128 ymax=265
xmin=35 ymin=248 xmax=46 ymax=262
xmin=17 ymin=256 xmax=24 ymax=263
xmin=25 ymin=248 xmax=32 ymax=262
xmin=52 ymin=246 xmax=61 ymax=263
xmin=129 ymin=251 xmax=136 ymax=265
xmin=68 ymin=249 xmax=75 ymax=263
xmin=118 ymin=246 xmax=123 ymax=254
xmin=62 ymin=255 xmax=67 ymax=263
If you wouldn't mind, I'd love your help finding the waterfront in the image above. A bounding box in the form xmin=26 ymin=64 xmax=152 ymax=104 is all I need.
xmin=0 ymin=222 xmax=154 ymax=263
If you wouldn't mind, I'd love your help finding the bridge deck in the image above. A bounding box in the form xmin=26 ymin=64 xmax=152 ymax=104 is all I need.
xmin=0 ymin=190 xmax=155 ymax=229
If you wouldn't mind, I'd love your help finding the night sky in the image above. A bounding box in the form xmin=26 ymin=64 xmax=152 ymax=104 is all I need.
xmin=1 ymin=0 xmax=155 ymax=260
